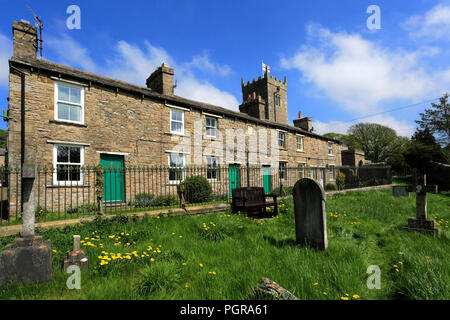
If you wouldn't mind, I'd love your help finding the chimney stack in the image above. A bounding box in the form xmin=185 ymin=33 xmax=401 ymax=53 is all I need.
xmin=293 ymin=113 xmax=312 ymax=132
xmin=146 ymin=63 xmax=175 ymax=95
xmin=12 ymin=20 xmax=37 ymax=59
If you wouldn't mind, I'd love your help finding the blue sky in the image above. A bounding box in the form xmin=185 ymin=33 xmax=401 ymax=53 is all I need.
xmin=1 ymin=0 xmax=450 ymax=137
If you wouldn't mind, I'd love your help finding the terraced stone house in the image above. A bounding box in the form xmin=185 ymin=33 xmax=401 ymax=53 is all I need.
xmin=5 ymin=20 xmax=359 ymax=212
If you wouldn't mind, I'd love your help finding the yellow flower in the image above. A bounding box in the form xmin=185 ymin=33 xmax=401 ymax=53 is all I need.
xmin=199 ymin=263 xmax=203 ymax=267
xmin=313 ymin=283 xmax=319 ymax=286
xmin=323 ymin=292 xmax=327 ymax=295
xmin=341 ymin=297 xmax=349 ymax=300
xmin=353 ymin=294 xmax=360 ymax=299
xmin=182 ymin=262 xmax=187 ymax=266
xmin=393 ymin=265 xmax=398 ymax=268
xmin=150 ymin=258 xmax=155 ymax=262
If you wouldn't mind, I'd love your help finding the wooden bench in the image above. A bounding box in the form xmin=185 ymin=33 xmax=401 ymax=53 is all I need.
xmin=231 ymin=187 xmax=278 ymax=217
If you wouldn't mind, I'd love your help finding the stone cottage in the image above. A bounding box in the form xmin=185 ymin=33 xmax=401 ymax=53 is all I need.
xmin=6 ymin=20 xmax=358 ymax=212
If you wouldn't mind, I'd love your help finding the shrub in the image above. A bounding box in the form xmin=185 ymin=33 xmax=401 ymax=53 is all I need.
xmin=179 ymin=176 xmax=212 ymax=203
xmin=325 ymin=183 xmax=337 ymax=191
xmin=336 ymin=172 xmax=346 ymax=190
xmin=151 ymin=194 xmax=178 ymax=207
xmin=129 ymin=193 xmax=154 ymax=208
xmin=272 ymin=186 xmax=293 ymax=197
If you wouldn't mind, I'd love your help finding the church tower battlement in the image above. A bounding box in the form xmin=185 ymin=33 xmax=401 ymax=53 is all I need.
xmin=239 ymin=71 xmax=288 ymax=124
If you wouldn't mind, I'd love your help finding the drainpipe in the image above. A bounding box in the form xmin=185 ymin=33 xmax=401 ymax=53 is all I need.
xmin=10 ymin=63 xmax=26 ymax=213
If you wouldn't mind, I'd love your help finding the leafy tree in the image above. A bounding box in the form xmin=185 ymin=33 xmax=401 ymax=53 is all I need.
xmin=323 ymin=132 xmax=361 ymax=149
xmin=347 ymin=123 xmax=401 ymax=163
xmin=416 ymin=93 xmax=450 ymax=146
xmin=403 ymin=128 xmax=447 ymax=173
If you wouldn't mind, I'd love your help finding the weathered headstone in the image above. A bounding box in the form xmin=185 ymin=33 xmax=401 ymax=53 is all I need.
xmin=63 ymin=235 xmax=88 ymax=272
xmin=393 ymin=186 xmax=409 ymax=197
xmin=0 ymin=167 xmax=53 ymax=286
xmin=403 ymin=175 xmax=440 ymax=236
xmin=292 ymin=178 xmax=328 ymax=250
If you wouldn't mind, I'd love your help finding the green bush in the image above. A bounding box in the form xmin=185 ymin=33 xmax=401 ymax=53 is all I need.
xmin=151 ymin=194 xmax=178 ymax=207
xmin=179 ymin=176 xmax=212 ymax=203
xmin=325 ymin=183 xmax=338 ymax=191
xmin=272 ymin=186 xmax=293 ymax=197
xmin=129 ymin=193 xmax=155 ymax=208
xmin=336 ymin=172 xmax=346 ymax=190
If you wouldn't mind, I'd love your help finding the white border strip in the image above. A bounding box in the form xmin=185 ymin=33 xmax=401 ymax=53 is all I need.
xmin=165 ymin=103 xmax=190 ymax=112
xmin=50 ymin=76 xmax=89 ymax=87
xmin=47 ymin=140 xmax=90 ymax=146
xmin=96 ymin=151 xmax=130 ymax=156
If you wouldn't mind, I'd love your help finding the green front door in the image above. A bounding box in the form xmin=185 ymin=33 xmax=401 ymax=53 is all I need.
xmin=100 ymin=154 xmax=125 ymax=203
xmin=229 ymin=164 xmax=240 ymax=197
xmin=262 ymin=165 xmax=272 ymax=194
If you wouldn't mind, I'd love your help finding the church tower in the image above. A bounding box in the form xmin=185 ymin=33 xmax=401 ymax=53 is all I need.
xmin=239 ymin=71 xmax=288 ymax=124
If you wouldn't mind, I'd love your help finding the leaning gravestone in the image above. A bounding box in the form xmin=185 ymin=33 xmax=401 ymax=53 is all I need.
xmin=292 ymin=178 xmax=328 ymax=250
xmin=393 ymin=186 xmax=409 ymax=197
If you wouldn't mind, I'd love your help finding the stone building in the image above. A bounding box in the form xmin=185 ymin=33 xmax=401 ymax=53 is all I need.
xmin=6 ymin=20 xmax=356 ymax=211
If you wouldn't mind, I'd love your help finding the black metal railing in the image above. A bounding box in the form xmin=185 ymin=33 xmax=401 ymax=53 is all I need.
xmin=0 ymin=164 xmax=390 ymax=226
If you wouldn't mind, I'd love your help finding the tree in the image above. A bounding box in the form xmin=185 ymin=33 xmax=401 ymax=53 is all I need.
xmin=347 ymin=123 xmax=401 ymax=163
xmin=416 ymin=93 xmax=450 ymax=146
xmin=403 ymin=128 xmax=447 ymax=173
xmin=322 ymin=132 xmax=361 ymax=150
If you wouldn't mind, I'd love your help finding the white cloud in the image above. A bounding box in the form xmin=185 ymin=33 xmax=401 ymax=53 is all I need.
xmin=0 ymin=32 xmax=12 ymax=87
xmin=45 ymin=34 xmax=239 ymax=110
xmin=402 ymin=4 xmax=450 ymax=41
xmin=313 ymin=115 xmax=415 ymax=138
xmin=176 ymin=77 xmax=239 ymax=110
xmin=184 ymin=54 xmax=232 ymax=77
xmin=46 ymin=34 xmax=97 ymax=72
xmin=281 ymin=25 xmax=447 ymax=114
xmin=104 ymin=40 xmax=173 ymax=87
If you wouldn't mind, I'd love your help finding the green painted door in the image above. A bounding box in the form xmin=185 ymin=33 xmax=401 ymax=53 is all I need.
xmin=100 ymin=154 xmax=125 ymax=203
xmin=262 ymin=165 xmax=272 ymax=194
xmin=229 ymin=164 xmax=240 ymax=197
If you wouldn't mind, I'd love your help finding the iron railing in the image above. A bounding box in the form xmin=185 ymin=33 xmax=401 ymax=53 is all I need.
xmin=0 ymin=164 xmax=391 ymax=226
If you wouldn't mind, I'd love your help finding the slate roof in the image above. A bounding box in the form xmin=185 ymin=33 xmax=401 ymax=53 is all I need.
xmin=9 ymin=56 xmax=340 ymax=144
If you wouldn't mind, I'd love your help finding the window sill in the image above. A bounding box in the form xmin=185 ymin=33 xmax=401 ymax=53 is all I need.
xmin=328 ymin=154 xmax=335 ymax=157
xmin=204 ymin=136 xmax=219 ymax=141
xmin=50 ymin=120 xmax=87 ymax=128
xmin=297 ymin=150 xmax=305 ymax=153
xmin=164 ymin=132 xmax=190 ymax=138
xmin=46 ymin=185 xmax=90 ymax=188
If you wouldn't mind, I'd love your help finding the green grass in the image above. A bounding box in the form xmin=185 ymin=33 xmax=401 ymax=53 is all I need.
xmin=0 ymin=190 xmax=449 ymax=300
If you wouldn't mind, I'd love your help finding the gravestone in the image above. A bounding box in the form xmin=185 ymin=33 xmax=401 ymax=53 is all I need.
xmin=292 ymin=178 xmax=328 ymax=250
xmin=0 ymin=166 xmax=53 ymax=286
xmin=63 ymin=235 xmax=88 ymax=272
xmin=393 ymin=186 xmax=409 ymax=197
xmin=403 ymin=175 xmax=440 ymax=236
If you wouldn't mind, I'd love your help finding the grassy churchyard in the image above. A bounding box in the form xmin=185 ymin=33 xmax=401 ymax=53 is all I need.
xmin=0 ymin=189 xmax=448 ymax=300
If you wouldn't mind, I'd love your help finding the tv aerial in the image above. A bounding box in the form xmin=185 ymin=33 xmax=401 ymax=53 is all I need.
xmin=26 ymin=5 xmax=43 ymax=57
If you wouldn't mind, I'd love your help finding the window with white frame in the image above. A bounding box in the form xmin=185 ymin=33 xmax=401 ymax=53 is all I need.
xmin=328 ymin=142 xmax=333 ymax=155
xmin=298 ymin=163 xmax=305 ymax=179
xmin=279 ymin=161 xmax=287 ymax=180
xmin=297 ymin=135 xmax=304 ymax=151
xmin=206 ymin=156 xmax=219 ymax=180
xmin=170 ymin=109 xmax=184 ymax=134
xmin=55 ymin=82 xmax=84 ymax=124
xmin=310 ymin=167 xmax=317 ymax=180
xmin=278 ymin=131 xmax=286 ymax=148
xmin=54 ymin=145 xmax=84 ymax=184
xmin=329 ymin=165 xmax=335 ymax=181
xmin=168 ymin=153 xmax=185 ymax=182
xmin=205 ymin=116 xmax=218 ymax=138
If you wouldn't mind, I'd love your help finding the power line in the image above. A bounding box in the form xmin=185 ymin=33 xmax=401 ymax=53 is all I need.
xmin=343 ymin=98 xmax=440 ymax=123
